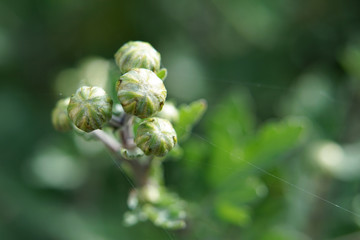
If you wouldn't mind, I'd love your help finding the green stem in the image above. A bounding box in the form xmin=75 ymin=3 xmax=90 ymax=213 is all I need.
xmin=93 ymin=116 xmax=152 ymax=188
xmin=120 ymin=114 xmax=136 ymax=149
xmin=119 ymin=114 xmax=154 ymax=187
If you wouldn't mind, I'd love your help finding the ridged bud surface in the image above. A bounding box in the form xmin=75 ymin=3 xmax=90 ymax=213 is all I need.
xmin=115 ymin=41 xmax=161 ymax=74
xmin=52 ymin=97 xmax=72 ymax=131
xmin=135 ymin=117 xmax=177 ymax=157
xmin=116 ymin=68 xmax=167 ymax=118
xmin=68 ymin=86 xmax=113 ymax=132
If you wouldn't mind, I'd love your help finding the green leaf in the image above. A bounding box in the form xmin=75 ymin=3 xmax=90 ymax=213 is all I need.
xmin=210 ymin=116 xmax=306 ymax=227
xmin=215 ymin=200 xmax=251 ymax=227
xmin=208 ymin=117 xmax=307 ymax=186
xmin=207 ymin=90 xmax=256 ymax=148
xmin=240 ymin=118 xmax=306 ymax=174
xmin=156 ymin=68 xmax=167 ymax=80
xmin=106 ymin=61 xmax=122 ymax=104
xmin=218 ymin=177 xmax=268 ymax=205
xmin=174 ymin=99 xmax=207 ymax=141
xmin=261 ymin=227 xmax=309 ymax=240
xmin=340 ymin=42 xmax=360 ymax=80
xmin=214 ymin=176 xmax=267 ymax=226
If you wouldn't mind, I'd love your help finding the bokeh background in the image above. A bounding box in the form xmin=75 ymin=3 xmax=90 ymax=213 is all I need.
xmin=2 ymin=0 xmax=360 ymax=239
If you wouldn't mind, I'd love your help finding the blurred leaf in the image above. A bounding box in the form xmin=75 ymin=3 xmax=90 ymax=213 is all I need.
xmin=106 ymin=61 xmax=122 ymax=104
xmin=279 ymin=72 xmax=334 ymax=117
xmin=217 ymin=177 xmax=268 ymax=205
xmin=207 ymin=91 xmax=306 ymax=185
xmin=215 ymin=200 xmax=251 ymax=226
xmin=261 ymin=226 xmax=310 ymax=240
xmin=205 ymin=92 xmax=306 ymax=228
xmin=212 ymin=0 xmax=285 ymax=47
xmin=278 ymin=70 xmax=346 ymax=138
xmin=156 ymin=68 xmax=167 ymax=80
xmin=214 ymin=177 xmax=267 ymax=226
xmin=208 ymin=116 xmax=306 ymax=196
xmin=207 ymin=90 xmax=256 ymax=149
xmin=206 ymin=91 xmax=256 ymax=184
xmin=340 ymin=42 xmax=360 ymax=81
xmin=240 ymin=117 xmax=306 ymax=175
xmin=174 ymin=99 xmax=207 ymax=141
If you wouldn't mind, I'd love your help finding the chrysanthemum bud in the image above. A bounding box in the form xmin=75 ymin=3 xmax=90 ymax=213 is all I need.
xmin=135 ymin=117 xmax=177 ymax=157
xmin=116 ymin=68 xmax=167 ymax=118
xmin=115 ymin=41 xmax=161 ymax=74
xmin=67 ymin=86 xmax=113 ymax=132
xmin=52 ymin=97 xmax=72 ymax=131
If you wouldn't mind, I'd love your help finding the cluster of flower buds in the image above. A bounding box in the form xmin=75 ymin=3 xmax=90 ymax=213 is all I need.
xmin=52 ymin=41 xmax=177 ymax=157
xmin=115 ymin=41 xmax=177 ymax=156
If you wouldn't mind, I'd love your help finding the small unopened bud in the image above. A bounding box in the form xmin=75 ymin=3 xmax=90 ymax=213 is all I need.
xmin=135 ymin=117 xmax=177 ymax=157
xmin=67 ymin=86 xmax=113 ymax=132
xmin=115 ymin=41 xmax=161 ymax=74
xmin=116 ymin=68 xmax=167 ymax=119
xmin=52 ymin=97 xmax=72 ymax=131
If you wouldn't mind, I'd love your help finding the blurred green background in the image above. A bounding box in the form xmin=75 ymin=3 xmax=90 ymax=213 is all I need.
xmin=2 ymin=0 xmax=360 ymax=239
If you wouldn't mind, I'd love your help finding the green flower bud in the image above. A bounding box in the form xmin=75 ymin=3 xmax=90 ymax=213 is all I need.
xmin=116 ymin=68 xmax=167 ymax=118
xmin=121 ymin=147 xmax=144 ymax=160
xmin=52 ymin=97 xmax=72 ymax=131
xmin=135 ymin=117 xmax=177 ymax=157
xmin=68 ymin=86 xmax=113 ymax=132
xmin=114 ymin=41 xmax=161 ymax=74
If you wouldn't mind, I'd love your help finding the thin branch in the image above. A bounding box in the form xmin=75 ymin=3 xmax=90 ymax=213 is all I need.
xmin=108 ymin=115 xmax=123 ymax=128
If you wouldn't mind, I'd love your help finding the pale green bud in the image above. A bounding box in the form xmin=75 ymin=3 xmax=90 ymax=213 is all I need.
xmin=116 ymin=68 xmax=167 ymax=119
xmin=156 ymin=102 xmax=179 ymax=123
xmin=115 ymin=41 xmax=161 ymax=74
xmin=68 ymin=86 xmax=113 ymax=132
xmin=52 ymin=97 xmax=72 ymax=131
xmin=135 ymin=117 xmax=177 ymax=157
